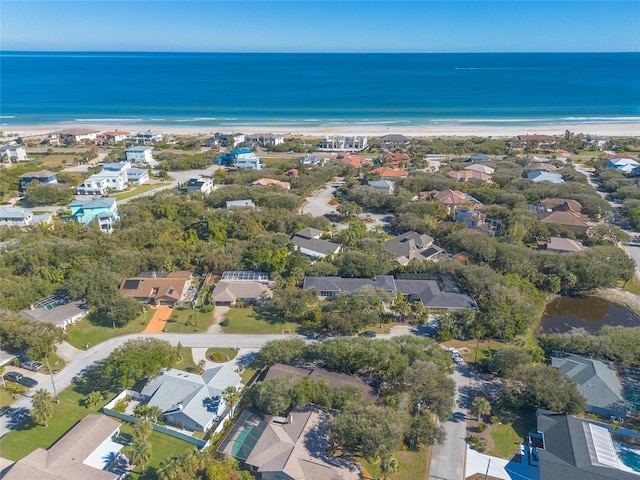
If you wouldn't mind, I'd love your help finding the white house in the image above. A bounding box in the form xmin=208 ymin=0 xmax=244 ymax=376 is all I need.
xmin=186 ymin=177 xmax=214 ymax=194
xmin=102 ymin=130 xmax=129 ymax=143
xmin=207 ymin=132 xmax=245 ymax=147
xmin=77 ymin=171 xmax=128 ymax=195
xmin=131 ymin=131 xmax=163 ymax=145
xmin=0 ymin=207 xmax=33 ymax=227
xmin=246 ymin=133 xmax=285 ymax=147
xmin=320 ymin=136 xmax=368 ymax=152
xmin=0 ymin=144 xmax=28 ymax=162
xmin=57 ymin=128 xmax=100 ymax=143
xmin=102 ymin=161 xmax=131 ymax=173
xmin=236 ymin=153 xmax=264 ymax=170
xmin=125 ymin=146 xmax=154 ymax=163
xmin=126 ymin=168 xmax=149 ymax=185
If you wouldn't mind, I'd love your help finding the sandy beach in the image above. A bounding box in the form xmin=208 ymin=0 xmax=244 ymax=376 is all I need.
xmin=4 ymin=122 xmax=639 ymax=138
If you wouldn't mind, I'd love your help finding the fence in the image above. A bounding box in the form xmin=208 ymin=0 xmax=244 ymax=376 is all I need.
xmin=103 ymin=390 xmax=209 ymax=449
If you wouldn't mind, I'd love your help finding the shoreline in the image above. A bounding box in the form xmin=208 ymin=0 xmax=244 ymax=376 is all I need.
xmin=3 ymin=122 xmax=639 ymax=138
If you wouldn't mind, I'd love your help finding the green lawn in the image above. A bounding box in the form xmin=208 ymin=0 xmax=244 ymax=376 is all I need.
xmin=240 ymin=366 xmax=259 ymax=385
xmin=205 ymin=347 xmax=238 ymax=362
xmin=0 ymin=385 xmax=22 ymax=408
xmin=119 ymin=423 xmax=195 ymax=480
xmin=66 ymin=309 xmax=153 ymax=349
xmin=164 ymin=306 xmax=212 ymax=333
xmin=0 ymin=387 xmax=106 ymax=461
xmin=223 ymin=307 xmax=299 ymax=334
xmin=488 ymin=408 xmax=536 ymax=459
xmin=112 ymin=182 xmax=169 ymax=200
xmin=42 ymin=352 xmax=67 ymax=372
xmin=360 ymin=449 xmax=429 ymax=480
xmin=173 ymin=347 xmax=199 ymax=373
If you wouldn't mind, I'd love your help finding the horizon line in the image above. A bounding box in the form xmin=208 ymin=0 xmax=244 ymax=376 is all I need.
xmin=1 ymin=50 xmax=639 ymax=55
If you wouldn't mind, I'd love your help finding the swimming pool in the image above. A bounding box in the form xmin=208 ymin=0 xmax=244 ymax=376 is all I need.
xmin=614 ymin=441 xmax=640 ymax=473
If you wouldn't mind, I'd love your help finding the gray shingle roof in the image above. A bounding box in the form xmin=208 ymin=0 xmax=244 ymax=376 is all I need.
xmin=291 ymin=236 xmax=341 ymax=258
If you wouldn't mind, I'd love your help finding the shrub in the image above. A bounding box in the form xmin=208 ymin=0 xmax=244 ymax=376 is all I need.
xmin=490 ymin=415 xmax=500 ymax=424
xmin=478 ymin=422 xmax=487 ymax=432
xmin=114 ymin=399 xmax=127 ymax=413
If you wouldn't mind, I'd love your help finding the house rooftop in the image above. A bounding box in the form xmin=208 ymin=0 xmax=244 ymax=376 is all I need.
xmin=19 ymin=170 xmax=56 ymax=178
xmin=20 ymin=297 xmax=87 ymax=328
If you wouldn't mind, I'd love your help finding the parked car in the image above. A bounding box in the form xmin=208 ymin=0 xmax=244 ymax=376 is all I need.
xmin=4 ymin=371 xmax=23 ymax=384
xmin=22 ymin=360 xmax=43 ymax=372
xmin=18 ymin=376 xmax=38 ymax=388
xmin=359 ymin=331 xmax=377 ymax=338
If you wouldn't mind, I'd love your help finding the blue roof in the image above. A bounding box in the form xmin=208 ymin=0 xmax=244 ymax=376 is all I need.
xmin=231 ymin=148 xmax=252 ymax=154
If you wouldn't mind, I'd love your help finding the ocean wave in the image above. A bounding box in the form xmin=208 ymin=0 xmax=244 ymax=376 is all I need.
xmin=562 ymin=116 xmax=640 ymax=122
xmin=74 ymin=118 xmax=143 ymax=122
xmin=0 ymin=115 xmax=16 ymax=119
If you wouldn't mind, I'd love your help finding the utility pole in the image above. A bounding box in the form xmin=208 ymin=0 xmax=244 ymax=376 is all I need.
xmin=45 ymin=357 xmax=59 ymax=403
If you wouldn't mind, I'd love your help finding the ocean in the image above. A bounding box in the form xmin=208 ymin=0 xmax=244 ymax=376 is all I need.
xmin=1 ymin=52 xmax=639 ymax=128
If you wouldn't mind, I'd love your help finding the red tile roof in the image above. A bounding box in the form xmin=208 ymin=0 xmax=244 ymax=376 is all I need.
xmin=370 ymin=166 xmax=408 ymax=177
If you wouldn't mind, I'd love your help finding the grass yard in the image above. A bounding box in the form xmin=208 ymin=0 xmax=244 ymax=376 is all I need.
xmin=112 ymin=181 xmax=169 ymax=200
xmin=223 ymin=307 xmax=299 ymax=334
xmin=486 ymin=406 xmax=536 ymax=459
xmin=164 ymin=306 xmax=212 ymax=333
xmin=0 ymin=387 xmax=107 ymax=461
xmin=38 ymin=154 xmax=81 ymax=168
xmin=118 ymin=423 xmax=195 ymax=480
xmin=444 ymin=338 xmax=506 ymax=364
xmin=66 ymin=309 xmax=153 ymax=349
xmin=0 ymin=386 xmax=19 ymax=408
xmin=205 ymin=347 xmax=238 ymax=363
xmin=43 ymin=352 xmax=67 ymax=372
xmin=360 ymin=448 xmax=429 ymax=480
xmin=172 ymin=347 xmax=199 ymax=373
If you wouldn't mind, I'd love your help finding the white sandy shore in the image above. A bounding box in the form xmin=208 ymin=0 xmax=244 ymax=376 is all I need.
xmin=5 ymin=122 xmax=639 ymax=138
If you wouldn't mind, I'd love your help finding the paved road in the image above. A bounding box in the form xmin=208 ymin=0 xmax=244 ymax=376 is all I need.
xmin=302 ymin=184 xmax=339 ymax=217
xmin=0 ymin=332 xmax=293 ymax=437
xmin=429 ymin=363 xmax=471 ymax=480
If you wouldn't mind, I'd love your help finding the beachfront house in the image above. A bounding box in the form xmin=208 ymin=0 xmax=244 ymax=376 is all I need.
xmin=513 ymin=134 xmax=556 ymax=148
xmin=103 ymin=130 xmax=129 ymax=143
xmin=77 ymin=170 xmax=128 ymax=195
xmin=19 ymin=170 xmax=58 ymax=194
xmin=380 ymin=133 xmax=411 ymax=148
xmin=70 ymin=198 xmax=120 ymax=233
xmin=125 ymin=146 xmax=154 ymax=163
xmin=207 ymin=132 xmax=245 ymax=148
xmin=245 ymin=133 xmax=285 ymax=147
xmin=57 ymin=128 xmax=101 ymax=144
xmin=0 ymin=144 xmax=28 ymax=163
xmin=131 ymin=131 xmax=163 ymax=145
xmin=320 ymin=136 xmax=368 ymax=152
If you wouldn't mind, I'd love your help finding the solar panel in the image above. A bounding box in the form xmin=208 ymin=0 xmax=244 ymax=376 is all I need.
xmin=221 ymin=271 xmax=269 ymax=282
xmin=584 ymin=422 xmax=620 ymax=468
xmin=123 ymin=279 xmax=142 ymax=289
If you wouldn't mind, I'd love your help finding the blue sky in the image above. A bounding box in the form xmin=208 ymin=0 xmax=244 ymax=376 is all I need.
xmin=2 ymin=1 xmax=639 ymax=52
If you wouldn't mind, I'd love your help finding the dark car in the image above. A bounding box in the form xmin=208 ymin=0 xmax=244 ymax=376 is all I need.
xmin=4 ymin=372 xmax=23 ymax=384
xmin=359 ymin=331 xmax=377 ymax=338
xmin=18 ymin=376 xmax=38 ymax=388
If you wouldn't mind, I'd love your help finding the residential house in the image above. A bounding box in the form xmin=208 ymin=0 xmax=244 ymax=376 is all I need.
xmin=2 ymin=414 xmax=123 ymax=480
xmin=586 ymin=135 xmax=610 ymax=149
xmin=0 ymin=207 xmax=51 ymax=227
xmin=102 ymin=130 xmax=129 ymax=143
xmin=76 ymin=170 xmax=128 ymax=195
xmin=537 ymin=237 xmax=585 ymax=254
xmin=0 ymin=144 xmax=28 ymax=162
xmin=19 ymin=170 xmax=58 ymax=194
xmin=382 ymin=151 xmax=411 ymax=167
xmin=207 ymin=132 xmax=245 ymax=148
xmin=540 ymin=198 xmax=583 ymax=213
xmin=131 ymin=130 xmax=163 ymax=145
xmin=119 ymin=271 xmax=192 ymax=306
xmin=139 ymin=366 xmax=242 ymax=432
xmin=428 ymin=189 xmax=484 ymax=214
xmin=299 ymin=154 xmax=324 ymax=166
xmin=447 ymin=169 xmax=493 ymax=183
xmin=283 ymin=168 xmax=299 ymax=177
xmin=102 ymin=161 xmax=131 ymax=173
xmin=426 ymin=158 xmax=442 ymax=172
xmin=186 ymin=177 xmax=214 ymax=195
xmin=455 ymin=209 xmax=504 ymax=236
xmin=215 ymin=148 xmax=263 ymax=170
xmin=384 ymin=231 xmax=444 ymax=265
xmin=369 ymin=166 xmax=408 ymax=179
xmin=218 ymin=406 xmax=360 ymax=480
xmin=291 ymin=227 xmax=341 ymax=260
xmin=527 ymin=171 xmax=565 ymax=184
xmin=125 ymin=146 xmax=154 ymax=163
xmin=226 ymin=199 xmax=256 ymax=209
xmin=513 ymin=134 xmax=556 ymax=148
xmin=464 ymin=164 xmax=495 ymax=174
xmin=20 ymin=294 xmax=88 ymax=330
xmin=70 ymin=198 xmax=120 ymax=233
xmin=464 ymin=153 xmax=492 ymax=163
xmin=246 ymin=133 xmax=285 ymax=147
xmin=380 ymin=133 xmax=410 ymax=148
xmin=336 ymin=152 xmax=373 ymax=168
xmin=367 ymin=179 xmax=395 ymax=194
xmin=528 ymin=163 xmax=559 ymax=173
xmin=320 ymin=136 xmax=368 ymax=152
xmin=605 ymin=155 xmax=639 ymax=174
xmin=533 ymin=410 xmax=639 ymax=479
xmin=303 ymin=274 xmax=478 ymax=310
xmin=538 ymin=203 xmax=593 ymax=235
xmin=211 ymin=271 xmax=272 ymax=306
xmin=551 ymin=352 xmax=630 ymax=419
xmin=102 ymin=162 xmax=149 ymax=185
xmin=57 ymin=128 xmax=100 ymax=144
xmin=250 ymin=178 xmax=290 ymax=189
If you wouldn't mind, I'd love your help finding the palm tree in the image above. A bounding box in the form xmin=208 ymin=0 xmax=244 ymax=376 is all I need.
xmin=129 ymin=439 xmax=152 ymax=474
xmin=471 ymin=396 xmax=491 ymax=422
xmin=222 ymin=385 xmax=241 ymax=416
xmin=133 ymin=418 xmax=153 ymax=440
xmin=380 ymin=455 xmax=399 ymax=479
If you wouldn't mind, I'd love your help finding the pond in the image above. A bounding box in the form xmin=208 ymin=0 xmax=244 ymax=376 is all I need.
xmin=539 ymin=296 xmax=640 ymax=334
